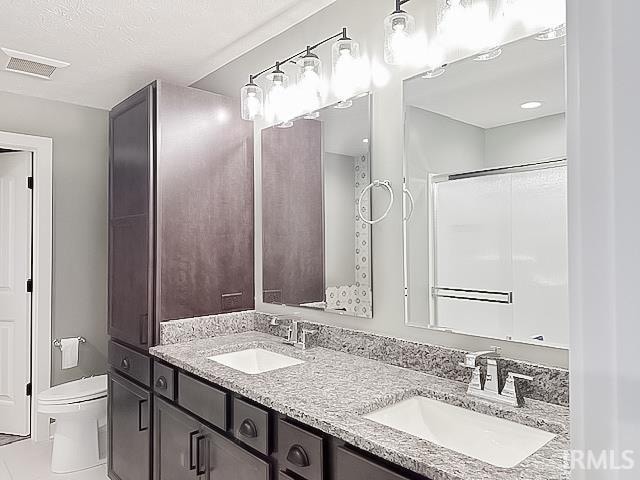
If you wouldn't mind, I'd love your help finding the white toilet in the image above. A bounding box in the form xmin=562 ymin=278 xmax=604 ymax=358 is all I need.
xmin=37 ymin=375 xmax=108 ymax=473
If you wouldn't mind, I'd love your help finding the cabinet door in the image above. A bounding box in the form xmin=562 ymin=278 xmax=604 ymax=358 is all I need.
xmin=108 ymin=83 xmax=155 ymax=350
xmin=156 ymin=83 xmax=255 ymax=321
xmin=108 ymin=370 xmax=151 ymax=480
xmin=201 ymin=424 xmax=270 ymax=480
xmin=154 ymin=397 xmax=200 ymax=480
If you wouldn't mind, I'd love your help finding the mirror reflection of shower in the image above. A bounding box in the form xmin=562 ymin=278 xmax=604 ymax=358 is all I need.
xmin=403 ymin=33 xmax=568 ymax=348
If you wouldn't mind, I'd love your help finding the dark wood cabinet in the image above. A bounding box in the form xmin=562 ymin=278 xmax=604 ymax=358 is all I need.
xmin=154 ymin=398 xmax=201 ymax=480
xmin=335 ymin=447 xmax=411 ymax=480
xmin=108 ymin=370 xmax=151 ymax=480
xmin=108 ymin=81 xmax=254 ymax=351
xmin=201 ymin=424 xmax=270 ymax=480
xmin=108 ymin=85 xmax=154 ymax=351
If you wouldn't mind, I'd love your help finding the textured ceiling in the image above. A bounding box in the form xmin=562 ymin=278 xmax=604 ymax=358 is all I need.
xmin=0 ymin=0 xmax=335 ymax=110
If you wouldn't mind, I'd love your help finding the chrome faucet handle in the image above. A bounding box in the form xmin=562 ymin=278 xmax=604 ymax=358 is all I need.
xmin=500 ymin=372 xmax=533 ymax=407
xmin=300 ymin=329 xmax=318 ymax=350
xmin=460 ymin=346 xmax=501 ymax=368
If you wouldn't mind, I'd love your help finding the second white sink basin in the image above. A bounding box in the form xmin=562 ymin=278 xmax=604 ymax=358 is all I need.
xmin=208 ymin=348 xmax=305 ymax=375
xmin=364 ymin=396 xmax=556 ymax=468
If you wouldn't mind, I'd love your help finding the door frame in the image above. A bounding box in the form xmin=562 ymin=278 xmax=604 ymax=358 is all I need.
xmin=0 ymin=130 xmax=52 ymax=442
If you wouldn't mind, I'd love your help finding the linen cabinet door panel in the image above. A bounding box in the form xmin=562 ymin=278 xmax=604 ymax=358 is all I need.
xmin=154 ymin=397 xmax=200 ymax=480
xmin=156 ymin=83 xmax=254 ymax=321
xmin=108 ymin=84 xmax=154 ymax=349
xmin=108 ymin=370 xmax=151 ymax=480
xmin=201 ymin=425 xmax=270 ymax=480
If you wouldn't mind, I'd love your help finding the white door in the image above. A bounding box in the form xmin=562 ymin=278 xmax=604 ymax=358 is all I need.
xmin=0 ymin=151 xmax=32 ymax=436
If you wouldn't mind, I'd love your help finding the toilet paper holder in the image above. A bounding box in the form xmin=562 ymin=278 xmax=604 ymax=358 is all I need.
xmin=53 ymin=337 xmax=86 ymax=349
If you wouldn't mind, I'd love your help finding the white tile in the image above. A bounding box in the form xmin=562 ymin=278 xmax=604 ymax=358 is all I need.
xmin=0 ymin=439 xmax=107 ymax=480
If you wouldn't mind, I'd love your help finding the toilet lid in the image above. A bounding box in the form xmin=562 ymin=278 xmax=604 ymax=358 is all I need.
xmin=39 ymin=375 xmax=107 ymax=405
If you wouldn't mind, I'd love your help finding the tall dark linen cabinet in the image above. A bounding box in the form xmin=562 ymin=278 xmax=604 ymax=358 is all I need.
xmin=107 ymin=81 xmax=254 ymax=480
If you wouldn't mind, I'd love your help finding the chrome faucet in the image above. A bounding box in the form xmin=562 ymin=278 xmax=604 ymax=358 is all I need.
xmin=459 ymin=347 xmax=533 ymax=407
xmin=269 ymin=315 xmax=317 ymax=349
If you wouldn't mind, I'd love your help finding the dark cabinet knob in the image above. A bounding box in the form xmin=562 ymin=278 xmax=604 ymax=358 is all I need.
xmin=287 ymin=444 xmax=310 ymax=468
xmin=155 ymin=376 xmax=167 ymax=390
xmin=238 ymin=418 xmax=258 ymax=438
xmin=121 ymin=357 xmax=130 ymax=371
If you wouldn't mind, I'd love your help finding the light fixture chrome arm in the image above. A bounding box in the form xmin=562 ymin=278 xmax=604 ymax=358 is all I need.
xmin=358 ymin=180 xmax=394 ymax=225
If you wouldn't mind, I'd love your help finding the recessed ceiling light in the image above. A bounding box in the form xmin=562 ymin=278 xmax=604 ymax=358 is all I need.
xmin=474 ymin=48 xmax=502 ymax=62
xmin=422 ymin=67 xmax=446 ymax=79
xmin=521 ymin=101 xmax=543 ymax=109
xmin=303 ymin=111 xmax=319 ymax=120
xmin=362 ymin=138 xmax=369 ymax=144
xmin=277 ymin=121 xmax=294 ymax=128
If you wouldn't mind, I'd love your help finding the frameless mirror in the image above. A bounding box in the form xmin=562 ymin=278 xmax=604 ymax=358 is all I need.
xmin=262 ymin=93 xmax=373 ymax=318
xmin=403 ymin=34 xmax=568 ymax=348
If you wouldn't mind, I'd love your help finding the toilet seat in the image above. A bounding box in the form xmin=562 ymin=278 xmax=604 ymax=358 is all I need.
xmin=39 ymin=375 xmax=107 ymax=405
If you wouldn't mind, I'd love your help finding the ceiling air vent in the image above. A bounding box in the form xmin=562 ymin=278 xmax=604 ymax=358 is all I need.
xmin=1 ymin=48 xmax=70 ymax=80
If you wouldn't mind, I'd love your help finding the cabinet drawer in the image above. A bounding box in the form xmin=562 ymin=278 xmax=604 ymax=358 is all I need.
xmin=153 ymin=362 xmax=175 ymax=401
xmin=278 ymin=419 xmax=324 ymax=480
xmin=108 ymin=340 xmax=151 ymax=386
xmin=233 ymin=397 xmax=270 ymax=455
xmin=335 ymin=447 xmax=410 ymax=480
xmin=178 ymin=372 xmax=227 ymax=430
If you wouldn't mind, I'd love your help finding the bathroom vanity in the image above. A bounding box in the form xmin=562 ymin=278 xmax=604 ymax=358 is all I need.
xmin=140 ymin=327 xmax=569 ymax=480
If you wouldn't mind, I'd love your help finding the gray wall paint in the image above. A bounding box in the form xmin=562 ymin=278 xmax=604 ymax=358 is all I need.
xmin=0 ymin=91 xmax=108 ymax=386
xmin=193 ymin=0 xmax=569 ymax=367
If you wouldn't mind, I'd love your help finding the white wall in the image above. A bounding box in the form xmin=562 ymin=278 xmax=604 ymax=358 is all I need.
xmin=0 ymin=91 xmax=108 ymax=386
xmin=404 ymin=106 xmax=485 ymax=329
xmin=193 ymin=0 xmax=569 ymax=367
xmin=324 ymin=152 xmax=356 ymax=287
xmin=484 ymin=113 xmax=566 ymax=167
xmin=568 ymin=0 xmax=640 ymax=477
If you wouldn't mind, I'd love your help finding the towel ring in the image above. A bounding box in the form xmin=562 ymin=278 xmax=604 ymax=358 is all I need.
xmin=358 ymin=180 xmax=394 ymax=225
xmin=402 ymin=184 xmax=415 ymax=222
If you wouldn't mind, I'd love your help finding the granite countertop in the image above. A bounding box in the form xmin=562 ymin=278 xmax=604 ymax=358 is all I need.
xmin=150 ymin=332 xmax=570 ymax=480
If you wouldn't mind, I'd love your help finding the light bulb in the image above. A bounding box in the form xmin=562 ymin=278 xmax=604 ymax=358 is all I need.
xmin=297 ymin=48 xmax=323 ymax=115
xmin=240 ymin=80 xmax=263 ymax=121
xmin=332 ymin=35 xmax=361 ymax=100
xmin=384 ymin=11 xmax=415 ymax=65
xmin=266 ymin=66 xmax=292 ymax=124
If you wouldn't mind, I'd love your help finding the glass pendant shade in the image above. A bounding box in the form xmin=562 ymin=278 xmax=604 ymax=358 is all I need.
xmin=297 ymin=49 xmax=323 ymax=113
xmin=383 ymin=11 xmax=416 ymax=65
xmin=265 ymin=66 xmax=291 ymax=124
xmin=332 ymin=36 xmax=361 ymax=100
xmin=240 ymin=81 xmax=263 ymax=121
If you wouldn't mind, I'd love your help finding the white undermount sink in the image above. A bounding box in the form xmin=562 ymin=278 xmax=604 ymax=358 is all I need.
xmin=363 ymin=396 xmax=556 ymax=468
xmin=208 ymin=348 xmax=305 ymax=375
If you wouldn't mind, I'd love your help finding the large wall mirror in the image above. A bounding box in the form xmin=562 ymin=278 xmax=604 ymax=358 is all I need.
xmin=403 ymin=34 xmax=568 ymax=348
xmin=262 ymin=93 xmax=373 ymax=318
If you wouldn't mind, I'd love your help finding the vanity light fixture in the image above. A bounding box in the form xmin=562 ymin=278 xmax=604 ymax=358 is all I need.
xmin=474 ymin=47 xmax=502 ymax=61
xmin=334 ymin=100 xmax=353 ymax=109
xmin=240 ymin=76 xmax=264 ymax=121
xmin=332 ymin=28 xmax=361 ymax=100
xmin=384 ymin=0 xmax=415 ymax=65
xmin=242 ymin=28 xmax=359 ymax=122
xmin=521 ymin=101 xmax=542 ymax=109
xmin=422 ymin=66 xmax=446 ymax=79
xmin=535 ymin=24 xmax=566 ymax=41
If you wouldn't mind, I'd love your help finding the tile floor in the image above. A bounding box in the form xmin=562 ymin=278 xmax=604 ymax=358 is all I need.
xmin=0 ymin=435 xmax=27 ymax=448
xmin=0 ymin=439 xmax=107 ymax=480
